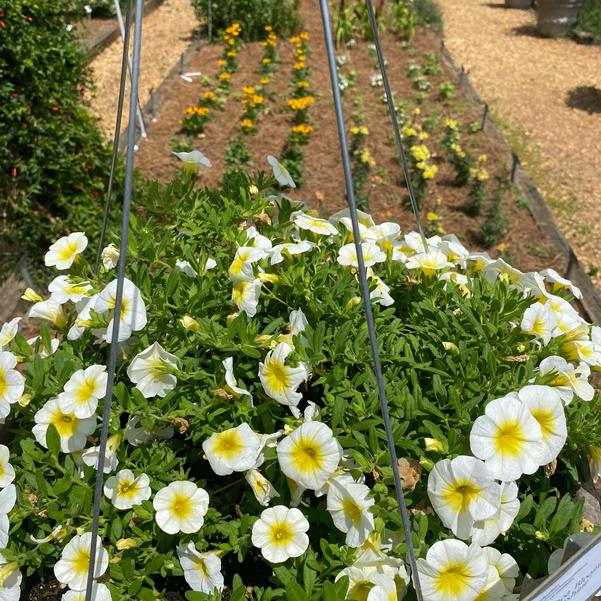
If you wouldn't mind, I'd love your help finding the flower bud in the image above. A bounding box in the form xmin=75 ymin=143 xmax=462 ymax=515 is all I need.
xmin=101 ymin=243 xmax=120 ymax=270
xmin=442 ymin=341 xmax=459 ymax=354
xmin=424 ymin=437 xmax=444 ymax=453
xmin=116 ymin=538 xmax=139 ymax=550
xmin=418 ymin=456 xmax=434 ymax=471
xmin=249 ymin=185 xmax=259 ymax=195
xmin=18 ymin=394 xmax=32 ymax=408
xmin=180 ymin=316 xmax=200 ymax=332
xmin=258 ymin=272 xmax=279 ymax=284
xmin=346 ymin=296 xmax=362 ymax=310
xmin=21 ymin=288 xmax=43 ymax=303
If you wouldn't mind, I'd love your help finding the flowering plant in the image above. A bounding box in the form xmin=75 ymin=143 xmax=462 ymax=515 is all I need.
xmin=1 ymin=167 xmax=600 ymax=600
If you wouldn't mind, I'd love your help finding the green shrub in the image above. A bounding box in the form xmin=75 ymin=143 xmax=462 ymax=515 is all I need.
xmin=574 ymin=0 xmax=601 ymax=40
xmin=191 ymin=0 xmax=302 ymax=41
xmin=0 ymin=0 xmax=115 ymax=275
xmin=412 ymin=0 xmax=442 ymax=30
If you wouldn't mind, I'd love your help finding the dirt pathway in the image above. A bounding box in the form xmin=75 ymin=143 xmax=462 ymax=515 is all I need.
xmin=437 ymin=0 xmax=601 ymax=284
xmin=88 ymin=0 xmax=198 ymax=138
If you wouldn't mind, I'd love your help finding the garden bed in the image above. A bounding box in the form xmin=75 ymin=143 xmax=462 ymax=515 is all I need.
xmin=134 ymin=0 xmax=562 ymax=277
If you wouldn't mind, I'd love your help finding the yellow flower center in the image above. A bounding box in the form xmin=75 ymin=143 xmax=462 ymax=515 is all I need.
xmin=170 ymin=493 xmax=193 ymax=519
xmin=194 ymin=557 xmax=209 ymax=577
xmin=349 ymin=581 xmax=373 ymax=601
xmin=290 ymin=436 xmax=324 ymax=475
xmin=434 ymin=562 xmax=472 ymax=597
xmin=530 ymin=408 xmax=555 ymax=441
xmin=71 ymin=547 xmax=91 ymax=575
xmin=58 ymin=241 xmax=80 ymax=262
xmin=76 ymin=378 xmax=97 ymax=403
xmin=269 ymin=522 xmax=293 ymax=545
xmin=494 ymin=420 xmax=526 ymax=457
xmin=212 ymin=430 xmax=243 ymax=461
xmin=263 ymin=359 xmax=290 ymax=394
xmin=342 ymin=498 xmax=363 ymax=524
xmin=0 ymin=369 xmax=7 ymax=398
xmin=117 ymin=479 xmax=139 ymax=499
xmin=50 ymin=409 xmax=78 ymax=437
xmin=444 ymin=481 xmax=481 ymax=513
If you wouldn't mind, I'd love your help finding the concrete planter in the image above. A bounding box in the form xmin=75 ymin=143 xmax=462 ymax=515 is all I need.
xmin=505 ymin=0 xmax=533 ymax=9
xmin=537 ymin=0 xmax=583 ymax=37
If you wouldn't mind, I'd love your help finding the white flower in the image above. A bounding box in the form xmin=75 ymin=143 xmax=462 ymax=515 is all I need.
xmin=245 ymin=469 xmax=279 ymax=506
xmin=521 ymin=302 xmax=557 ymax=345
xmin=223 ymin=357 xmax=252 ymax=403
xmin=538 ymin=356 xmax=594 ymax=403
xmin=28 ymin=336 xmax=60 ymax=358
xmin=0 ymin=485 xmax=16 ymax=548
xmin=0 ymin=352 xmax=24 ymax=419
xmin=517 ymin=385 xmax=567 ymax=465
xmin=101 ymin=243 xmax=120 ymax=270
xmin=484 ymin=547 xmax=519 ymax=593
xmin=104 ymin=469 xmax=151 ymax=510
xmin=368 ymin=271 xmax=394 ymax=306
xmin=153 ymin=481 xmax=209 ymax=534
xmin=125 ymin=416 xmax=174 ymax=447
xmin=94 ymin=278 xmax=147 ymax=343
xmin=267 ymin=155 xmax=296 ymax=188
xmin=0 ymin=446 xmax=14 ymax=489
xmin=202 ymin=423 xmax=261 ymax=476
xmin=326 ymin=474 xmax=375 ymax=547
xmin=277 ymin=421 xmax=342 ymax=490
xmin=259 ymin=343 xmax=308 ymax=416
xmin=58 ymin=365 xmax=107 ymax=419
xmin=292 ymin=211 xmax=338 ymax=236
xmin=30 ymin=524 xmax=65 ymax=545
xmin=48 ymin=276 xmax=92 ymax=304
xmin=229 ymin=247 xmax=267 ymax=282
xmin=330 ymin=208 xmax=375 ymax=230
xmin=0 ymin=553 xmax=21 ymax=601
xmin=45 ymin=232 xmax=88 ymax=270
xmin=416 ymin=539 xmax=488 ymax=601
xmin=126 ymin=342 xmax=179 ymax=398
xmin=61 ymin=583 xmax=112 ymax=601
xmin=427 ymin=456 xmax=500 ymax=540
xmin=245 ymin=226 xmax=272 ymax=251
xmin=405 ymin=249 xmax=453 ymax=277
xmin=81 ymin=436 xmax=120 ymax=474
xmin=232 ymin=278 xmax=262 ymax=317
xmin=589 ymin=446 xmax=601 ymax=485
xmin=67 ymin=294 xmax=98 ymax=341
xmin=173 ymin=150 xmax=212 ymax=171
xmin=470 ymin=395 xmax=545 ymax=481
xmin=289 ymin=308 xmax=309 ymax=336
xmin=54 ymin=533 xmax=108 ymax=591
xmin=251 ymin=505 xmax=309 ymax=562
xmin=337 ymin=242 xmax=386 ymax=268
xmin=269 ymin=241 xmax=316 ymax=265
xmin=470 ymin=481 xmax=520 ymax=546
xmin=562 ymin=339 xmax=601 ymax=367
xmin=176 ymin=260 xmax=198 ymax=277
xmin=0 ymin=319 xmax=20 ymax=350
xmin=366 ymin=574 xmax=399 ymax=601
xmin=541 ymin=268 xmax=582 ymax=299
xmin=366 ymin=222 xmax=401 ymax=252
xmin=33 ymin=398 xmax=96 ymax=453
xmin=28 ymin=299 xmax=67 ymax=328
xmin=177 ymin=542 xmax=224 ymax=594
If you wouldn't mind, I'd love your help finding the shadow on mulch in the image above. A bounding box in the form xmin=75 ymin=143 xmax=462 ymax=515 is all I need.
xmin=481 ymin=2 xmax=509 ymax=9
xmin=565 ymin=85 xmax=601 ymax=114
xmin=511 ymin=24 xmax=544 ymax=38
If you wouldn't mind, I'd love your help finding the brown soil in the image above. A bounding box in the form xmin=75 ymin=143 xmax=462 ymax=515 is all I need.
xmin=133 ymin=0 xmax=563 ymax=275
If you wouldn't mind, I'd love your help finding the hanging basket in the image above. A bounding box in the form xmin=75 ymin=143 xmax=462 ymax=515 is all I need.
xmin=505 ymin=0 xmax=533 ymax=9
xmin=537 ymin=0 xmax=583 ymax=37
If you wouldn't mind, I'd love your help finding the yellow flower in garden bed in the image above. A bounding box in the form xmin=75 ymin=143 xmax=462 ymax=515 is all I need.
xmin=218 ymin=72 xmax=232 ymax=81
xmin=287 ymin=96 xmax=315 ymax=111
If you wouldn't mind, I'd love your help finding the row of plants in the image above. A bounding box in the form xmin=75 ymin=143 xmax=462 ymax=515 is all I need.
xmin=0 ymin=160 xmax=600 ymax=600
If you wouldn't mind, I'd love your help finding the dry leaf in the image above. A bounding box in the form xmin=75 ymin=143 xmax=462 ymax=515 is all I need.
xmin=315 ymin=190 xmax=325 ymax=202
xmin=544 ymin=459 xmax=557 ymax=478
xmin=502 ymin=354 xmax=530 ymax=363
xmin=397 ymin=457 xmax=422 ymax=491
xmin=174 ymin=417 xmax=190 ymax=434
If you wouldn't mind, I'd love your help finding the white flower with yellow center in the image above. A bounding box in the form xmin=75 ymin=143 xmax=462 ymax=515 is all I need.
xmin=28 ymin=336 xmax=60 ymax=358
xmin=367 ymin=270 xmax=394 ymax=307
xmin=232 ymin=278 xmax=262 ymax=317
xmin=0 ymin=318 xmax=20 ymax=350
xmin=267 ymin=155 xmax=296 ymax=189
xmin=337 ymin=242 xmax=386 ymax=268
xmin=0 ymin=352 xmax=24 ymax=420
xmin=326 ymin=474 xmax=375 ymax=547
xmin=104 ymin=469 xmax=151 ymax=510
xmin=277 ymin=421 xmax=342 ymax=490
xmin=154 ymin=481 xmax=209 ymax=534
xmin=416 ymin=539 xmax=488 ymax=601
xmin=470 ymin=395 xmax=545 ymax=481
xmin=53 ymin=533 xmax=108 ymax=591
xmin=229 ymin=247 xmax=267 ymax=282
xmin=58 ymin=365 xmax=107 ymax=419
xmin=405 ymin=249 xmax=453 ymax=278
xmin=101 ymin=243 xmax=120 ymax=270
xmin=470 ymin=481 xmax=520 ymax=546
xmin=562 ymin=340 xmax=601 ymax=367
xmin=223 ymin=357 xmax=252 ymax=403
xmin=484 ymin=547 xmax=519 ymax=594
xmin=251 ymin=505 xmax=309 ymax=563
xmin=0 ymin=552 xmax=21 ymax=601
xmin=541 ymin=268 xmax=582 ymax=299
xmin=427 ymin=456 xmax=500 ymax=540
xmin=33 ymin=398 xmax=96 ymax=453
xmin=366 ymin=574 xmax=399 ymax=601
xmin=259 ymin=343 xmax=308 ymax=415
xmin=45 ymin=232 xmax=88 ymax=270
xmin=126 ymin=342 xmax=179 ymax=398
xmin=202 ymin=423 xmax=261 ymax=476
xmin=366 ymin=222 xmax=401 ymax=252
xmin=245 ymin=226 xmax=272 ymax=252
xmin=48 ymin=276 xmax=92 ymax=305
xmin=67 ymin=294 xmax=98 ymax=341
xmin=28 ymin=299 xmax=67 ymax=328
xmin=177 ymin=542 xmax=224 ymax=594
xmin=589 ymin=446 xmax=601 ymax=485
xmin=538 ymin=355 xmax=594 ymax=403
xmin=0 ymin=446 xmax=15 ymax=489
xmin=269 ymin=241 xmax=316 ymax=265
xmin=125 ymin=416 xmax=174 ymax=447
xmin=173 ymin=150 xmax=212 ymax=172
xmin=94 ymin=278 xmax=147 ymax=343
xmin=471 ymin=565 xmax=505 ymax=601
xmin=520 ymin=302 xmax=557 ymax=345
xmin=293 ymin=211 xmax=338 ymax=236
xmin=0 ymin=484 xmax=16 ymax=547
xmin=245 ymin=469 xmax=279 ymax=506
xmin=517 ymin=385 xmax=566 ymax=465
xmin=330 ymin=208 xmax=376 ymax=230
xmin=175 ymin=260 xmax=198 ymax=278
xmin=81 ymin=434 xmax=121 ymax=474
xmin=61 ymin=582 xmax=112 ymax=601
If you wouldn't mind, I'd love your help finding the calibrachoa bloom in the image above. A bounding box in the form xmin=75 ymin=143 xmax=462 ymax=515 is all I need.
xmin=28 ymin=299 xmax=67 ymax=328
xmin=405 ymin=249 xmax=453 ymax=277
xmin=0 ymin=484 xmax=16 ymax=547
xmin=61 ymin=583 xmax=112 ymax=601
xmin=416 ymin=539 xmax=488 ymax=601
xmin=277 ymin=421 xmax=342 ymax=490
xmin=337 ymin=242 xmax=386 ymax=268
xmin=126 ymin=342 xmax=179 ymax=398
xmin=173 ymin=149 xmax=212 ymax=172
xmin=259 ymin=342 xmax=308 ymax=415
xmin=245 ymin=469 xmax=279 ymax=506
xmin=267 ymin=155 xmax=296 ymax=188
xmin=153 ymin=481 xmax=209 ymax=534
xmin=521 ymin=302 xmax=557 ymax=345
xmin=0 ymin=318 xmax=20 ymax=349
xmin=0 ymin=553 xmax=21 ymax=600
xmin=251 ymin=505 xmax=309 ymax=563
xmin=177 ymin=542 xmax=224 ymax=594
xmin=58 ymin=364 xmax=107 ymax=418
xmin=232 ymin=278 xmax=262 ymax=316
xmin=48 ymin=276 xmax=92 ymax=304
xmin=484 ymin=547 xmax=519 ymax=593
xmin=54 ymin=533 xmax=109 ymax=591
xmin=538 ymin=355 xmax=594 ymax=403
xmin=45 ymin=232 xmax=88 ymax=270
xmin=0 ymin=352 xmax=24 ymax=419
xmin=104 ymin=469 xmax=151 ymax=509
xmin=470 ymin=481 xmax=520 ymax=546
xmin=470 ymin=395 xmax=545 ymax=481
xmin=100 ymin=243 xmax=119 ymax=270
xmin=223 ymin=357 xmax=252 ymax=402
xmin=0 ymin=446 xmax=15 ymax=488
xmin=293 ymin=211 xmax=338 ymax=236
xmin=202 ymin=422 xmax=261 ymax=476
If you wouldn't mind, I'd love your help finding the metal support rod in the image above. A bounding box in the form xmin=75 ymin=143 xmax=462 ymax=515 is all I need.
xmin=318 ymin=1 xmax=424 ymax=599
xmin=511 ymin=152 xmax=519 ymax=183
xmin=365 ymin=0 xmax=427 ymax=248
xmin=94 ymin=0 xmax=133 ymax=274
xmin=114 ymin=0 xmax=147 ymax=139
xmin=85 ymin=0 xmax=144 ymax=598
xmin=481 ymin=102 xmax=489 ymax=131
xmin=208 ymin=0 xmax=213 ymax=43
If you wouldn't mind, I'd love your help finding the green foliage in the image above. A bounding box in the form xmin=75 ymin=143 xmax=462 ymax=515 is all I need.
xmin=574 ymin=0 xmax=601 ymax=40
xmin=191 ymin=0 xmax=302 ymax=41
xmin=481 ymin=184 xmax=508 ymax=247
xmin=0 ymin=0 xmax=115 ymax=274
xmin=281 ymin=144 xmax=305 ymax=186
xmin=225 ymin=137 xmax=252 ymax=166
xmin=412 ymin=0 xmax=442 ymax=30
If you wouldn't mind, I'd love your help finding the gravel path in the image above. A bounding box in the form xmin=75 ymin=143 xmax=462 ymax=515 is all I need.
xmin=88 ymin=0 xmax=198 ymax=138
xmin=437 ymin=0 xmax=601 ymax=284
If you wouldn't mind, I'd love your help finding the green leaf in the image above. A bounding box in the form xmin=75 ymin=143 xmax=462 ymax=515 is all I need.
xmin=46 ymin=424 xmax=61 ymax=456
xmin=285 ymin=580 xmax=309 ymax=601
